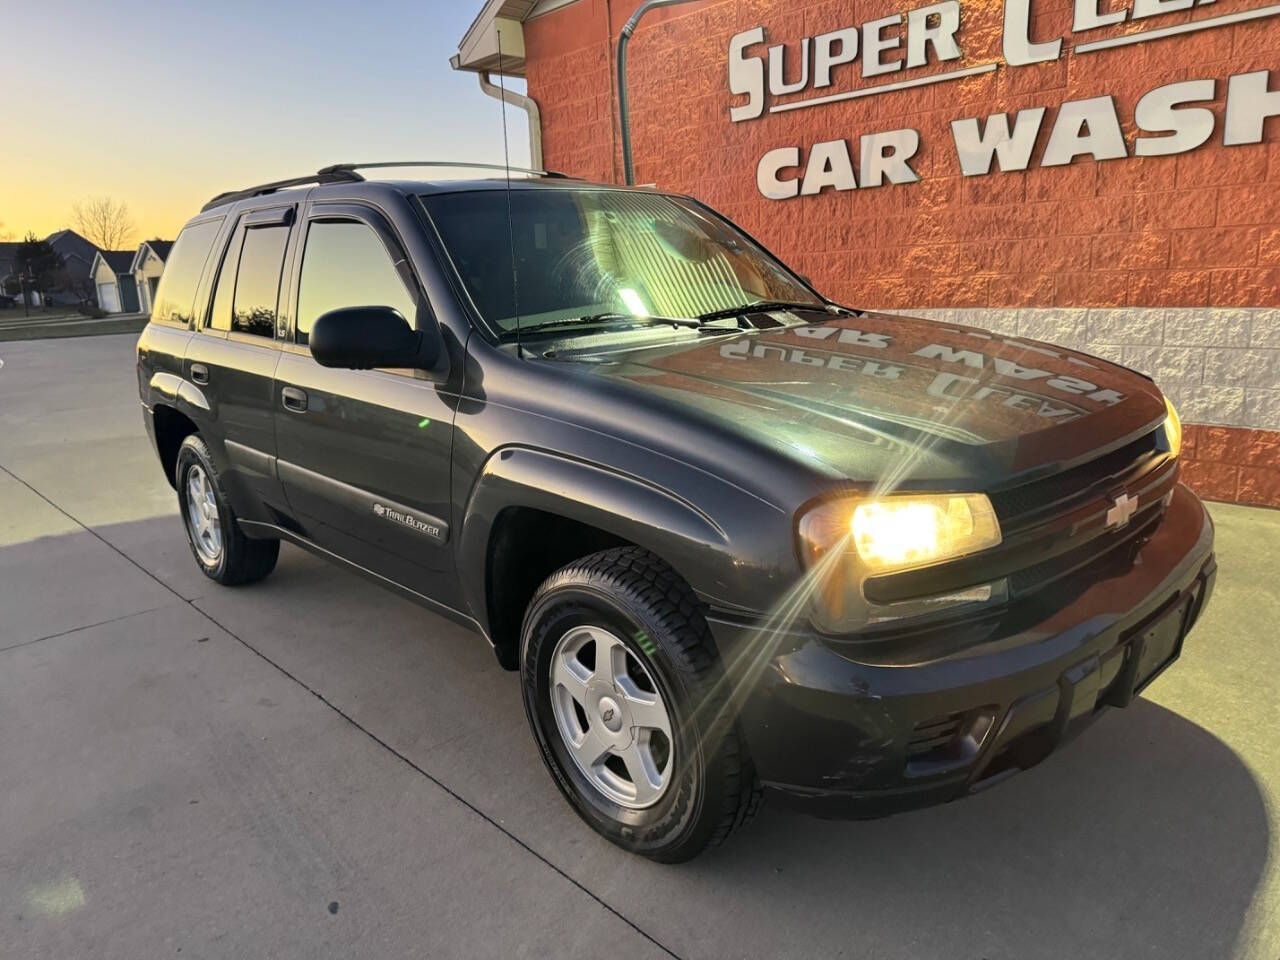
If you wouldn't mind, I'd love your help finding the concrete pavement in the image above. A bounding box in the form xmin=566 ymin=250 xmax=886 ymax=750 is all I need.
xmin=1 ymin=334 xmax=1277 ymax=959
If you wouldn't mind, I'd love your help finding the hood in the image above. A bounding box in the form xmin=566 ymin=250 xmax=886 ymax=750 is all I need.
xmin=566 ymin=310 xmax=1168 ymax=489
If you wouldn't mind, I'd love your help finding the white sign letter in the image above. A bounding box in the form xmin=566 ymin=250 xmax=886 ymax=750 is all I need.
xmin=907 ymin=1 xmax=963 ymax=69
xmin=863 ymin=14 xmax=903 ymax=77
xmin=1073 ymin=0 xmax=1126 ymax=30
xmin=1135 ymin=79 xmax=1216 ymax=157
xmin=860 ymin=129 xmax=921 ymax=187
xmin=1003 ymin=0 xmax=1061 ymax=66
xmin=1042 ymin=96 xmax=1127 ymax=166
xmin=814 ymin=28 xmax=858 ymax=88
xmin=951 ymin=108 xmax=1047 ymax=175
xmin=729 ymin=28 xmax=766 ymax=122
xmin=769 ymin=39 xmax=811 ymax=96
xmin=1132 ymin=0 xmax=1193 ymax=20
xmin=1225 ymin=70 xmax=1280 ymax=146
xmin=800 ymin=140 xmax=857 ymax=195
xmin=757 ymin=147 xmax=802 ymax=200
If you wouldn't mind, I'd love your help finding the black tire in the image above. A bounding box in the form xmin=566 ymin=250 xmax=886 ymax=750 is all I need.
xmin=175 ymin=434 xmax=279 ymax=586
xmin=520 ymin=546 xmax=762 ymax=863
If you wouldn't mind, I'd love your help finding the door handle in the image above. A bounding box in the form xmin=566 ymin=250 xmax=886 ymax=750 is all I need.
xmin=281 ymin=386 xmax=308 ymax=413
xmin=190 ymin=363 xmax=210 ymax=385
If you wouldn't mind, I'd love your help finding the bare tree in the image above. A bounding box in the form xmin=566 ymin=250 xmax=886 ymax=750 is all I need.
xmin=72 ymin=197 xmax=136 ymax=251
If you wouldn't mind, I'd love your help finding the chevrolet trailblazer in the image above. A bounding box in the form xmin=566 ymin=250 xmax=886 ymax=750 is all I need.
xmin=137 ymin=163 xmax=1214 ymax=861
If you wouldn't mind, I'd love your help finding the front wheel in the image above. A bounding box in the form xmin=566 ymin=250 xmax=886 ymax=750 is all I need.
xmin=520 ymin=547 xmax=761 ymax=862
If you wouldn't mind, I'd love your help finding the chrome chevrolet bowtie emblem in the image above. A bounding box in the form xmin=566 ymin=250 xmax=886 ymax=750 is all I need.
xmin=1106 ymin=492 xmax=1138 ymax=528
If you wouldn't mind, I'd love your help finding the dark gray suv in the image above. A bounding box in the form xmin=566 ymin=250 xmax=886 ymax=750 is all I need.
xmin=137 ymin=164 xmax=1215 ymax=861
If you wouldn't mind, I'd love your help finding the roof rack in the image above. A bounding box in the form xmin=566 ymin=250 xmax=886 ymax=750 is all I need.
xmin=201 ymin=161 xmax=572 ymax=212
xmin=200 ymin=168 xmax=364 ymax=213
xmin=317 ymin=161 xmax=572 ymax=179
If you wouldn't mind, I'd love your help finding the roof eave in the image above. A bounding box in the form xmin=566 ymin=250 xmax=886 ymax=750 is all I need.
xmin=454 ymin=1 xmax=533 ymax=76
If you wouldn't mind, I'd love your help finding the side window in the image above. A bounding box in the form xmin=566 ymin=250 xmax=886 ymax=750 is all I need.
xmin=206 ymin=228 xmax=245 ymax=332
xmin=295 ymin=220 xmax=417 ymax=346
xmin=151 ymin=219 xmax=221 ymax=326
xmin=230 ymin=225 xmax=289 ymax=338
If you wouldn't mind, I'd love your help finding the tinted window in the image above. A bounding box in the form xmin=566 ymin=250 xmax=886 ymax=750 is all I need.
xmin=150 ymin=219 xmax=221 ymax=326
xmin=231 ymin=226 xmax=289 ymax=338
xmin=206 ymin=229 xmax=245 ymax=332
xmin=296 ymin=220 xmax=417 ymax=345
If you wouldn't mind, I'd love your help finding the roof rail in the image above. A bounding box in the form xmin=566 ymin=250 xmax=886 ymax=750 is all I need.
xmin=200 ymin=161 xmax=575 ymax=213
xmin=200 ymin=168 xmax=365 ymax=213
xmin=317 ymin=161 xmax=573 ymax=179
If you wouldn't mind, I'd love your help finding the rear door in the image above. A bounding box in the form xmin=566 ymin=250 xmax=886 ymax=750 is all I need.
xmin=273 ymin=202 xmax=459 ymax=602
xmin=182 ymin=204 xmax=294 ymax=515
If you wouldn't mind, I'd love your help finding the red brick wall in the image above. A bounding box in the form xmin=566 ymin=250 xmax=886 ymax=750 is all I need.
xmin=1183 ymin=424 xmax=1280 ymax=505
xmin=522 ymin=0 xmax=1280 ymax=508
xmin=525 ymin=0 xmax=1279 ymax=310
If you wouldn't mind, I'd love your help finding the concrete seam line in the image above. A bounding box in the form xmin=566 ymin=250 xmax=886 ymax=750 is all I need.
xmin=0 ymin=605 xmax=170 ymax=655
xmin=0 ymin=460 xmax=684 ymax=960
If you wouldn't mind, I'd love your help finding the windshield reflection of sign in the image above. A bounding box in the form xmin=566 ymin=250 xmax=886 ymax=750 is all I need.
xmin=718 ymin=324 xmax=1130 ymax=425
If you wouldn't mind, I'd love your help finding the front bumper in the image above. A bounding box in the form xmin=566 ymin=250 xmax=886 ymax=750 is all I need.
xmin=709 ymin=483 xmax=1216 ymax=819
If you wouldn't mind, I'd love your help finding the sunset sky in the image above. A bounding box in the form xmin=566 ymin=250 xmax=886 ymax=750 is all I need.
xmin=1 ymin=0 xmax=525 ymax=244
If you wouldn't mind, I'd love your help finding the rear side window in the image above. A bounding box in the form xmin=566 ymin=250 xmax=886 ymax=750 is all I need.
xmin=207 ymin=224 xmax=289 ymax=339
xmin=295 ymin=220 xmax=417 ymax=345
xmin=206 ymin=229 xmax=245 ymax=332
xmin=233 ymin=226 xmax=289 ymax=338
xmin=150 ymin=219 xmax=221 ymax=326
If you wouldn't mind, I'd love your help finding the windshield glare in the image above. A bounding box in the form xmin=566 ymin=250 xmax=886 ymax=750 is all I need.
xmin=421 ymin=187 xmax=821 ymax=336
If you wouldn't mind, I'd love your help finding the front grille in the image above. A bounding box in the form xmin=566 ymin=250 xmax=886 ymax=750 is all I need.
xmin=1008 ymin=506 xmax=1161 ymax=596
xmin=990 ymin=429 xmax=1161 ymax=529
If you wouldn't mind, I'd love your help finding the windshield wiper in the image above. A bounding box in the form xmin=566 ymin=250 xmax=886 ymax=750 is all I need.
xmin=517 ymin=312 xmax=702 ymax=335
xmin=695 ymin=300 xmax=847 ymax=324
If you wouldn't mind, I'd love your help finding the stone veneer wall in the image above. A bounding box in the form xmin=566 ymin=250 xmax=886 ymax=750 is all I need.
xmin=888 ymin=306 xmax=1280 ymax=506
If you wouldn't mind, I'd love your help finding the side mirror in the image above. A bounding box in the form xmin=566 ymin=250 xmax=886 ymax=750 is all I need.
xmin=309 ymin=306 xmax=442 ymax=372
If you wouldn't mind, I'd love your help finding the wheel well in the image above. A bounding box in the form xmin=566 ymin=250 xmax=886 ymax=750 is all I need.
xmin=152 ymin=405 xmax=198 ymax=489
xmin=486 ymin=507 xmax=630 ymax=670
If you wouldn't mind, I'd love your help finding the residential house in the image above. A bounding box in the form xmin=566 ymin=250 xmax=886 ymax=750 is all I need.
xmin=44 ymin=229 xmax=101 ymax=304
xmin=131 ymin=240 xmax=173 ymax=315
xmin=90 ymin=250 xmax=139 ymax=314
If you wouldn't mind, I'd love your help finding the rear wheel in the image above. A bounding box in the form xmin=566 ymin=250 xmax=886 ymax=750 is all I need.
xmin=520 ymin=546 xmax=761 ymax=862
xmin=175 ymin=435 xmax=278 ymax=586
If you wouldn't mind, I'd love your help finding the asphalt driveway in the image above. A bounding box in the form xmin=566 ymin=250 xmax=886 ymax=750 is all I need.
xmin=1 ymin=334 xmax=1276 ymax=959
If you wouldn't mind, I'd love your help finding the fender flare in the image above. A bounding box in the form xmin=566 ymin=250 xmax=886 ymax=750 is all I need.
xmin=149 ymin=370 xmax=210 ymax=416
xmin=456 ymin=447 xmax=732 ymax=635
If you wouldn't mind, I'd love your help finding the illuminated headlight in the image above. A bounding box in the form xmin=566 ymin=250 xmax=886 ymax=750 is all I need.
xmin=797 ymin=493 xmax=1004 ymax=632
xmin=1163 ymin=396 xmax=1182 ymax=458
xmin=799 ymin=493 xmax=1002 ymax=574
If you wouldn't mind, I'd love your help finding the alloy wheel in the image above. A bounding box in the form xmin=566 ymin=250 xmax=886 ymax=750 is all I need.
xmin=549 ymin=624 xmax=674 ymax=809
xmin=185 ymin=463 xmax=223 ymax=564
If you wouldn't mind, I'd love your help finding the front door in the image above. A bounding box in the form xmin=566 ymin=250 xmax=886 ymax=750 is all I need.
xmin=273 ymin=205 xmax=459 ymax=603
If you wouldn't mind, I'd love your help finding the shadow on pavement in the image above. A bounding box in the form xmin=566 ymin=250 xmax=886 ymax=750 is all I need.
xmin=4 ymin=515 xmax=1270 ymax=960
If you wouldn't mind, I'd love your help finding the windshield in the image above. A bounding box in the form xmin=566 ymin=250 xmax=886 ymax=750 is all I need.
xmin=420 ymin=187 xmax=822 ymax=336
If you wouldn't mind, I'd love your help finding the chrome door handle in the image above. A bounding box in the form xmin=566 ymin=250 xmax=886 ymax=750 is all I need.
xmin=190 ymin=363 xmax=210 ymax=385
xmin=281 ymin=386 xmax=308 ymax=413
